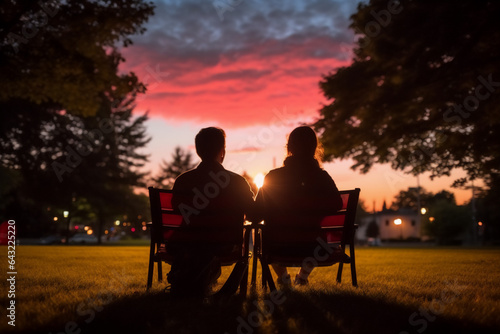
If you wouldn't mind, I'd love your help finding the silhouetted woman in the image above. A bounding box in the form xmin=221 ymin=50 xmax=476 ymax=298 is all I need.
xmin=254 ymin=126 xmax=343 ymax=286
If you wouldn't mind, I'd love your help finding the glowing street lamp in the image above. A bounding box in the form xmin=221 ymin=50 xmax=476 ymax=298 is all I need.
xmin=394 ymin=218 xmax=403 ymax=239
xmin=63 ymin=210 xmax=70 ymax=245
xmin=421 ymin=208 xmax=427 ymax=215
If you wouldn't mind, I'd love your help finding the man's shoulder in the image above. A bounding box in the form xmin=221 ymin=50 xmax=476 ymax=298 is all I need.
xmin=223 ymin=169 xmax=244 ymax=179
xmin=223 ymin=169 xmax=251 ymax=187
xmin=172 ymin=168 xmax=200 ymax=190
xmin=173 ymin=169 xmax=194 ymax=182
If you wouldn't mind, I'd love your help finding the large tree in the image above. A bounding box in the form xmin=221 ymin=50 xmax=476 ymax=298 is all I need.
xmin=315 ymin=0 xmax=500 ymax=186
xmin=0 ymin=0 xmax=155 ymax=240
xmin=0 ymin=0 xmax=154 ymax=117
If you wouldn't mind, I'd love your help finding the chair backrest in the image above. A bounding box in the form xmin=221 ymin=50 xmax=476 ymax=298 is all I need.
xmin=262 ymin=188 xmax=360 ymax=246
xmin=320 ymin=188 xmax=360 ymax=244
xmin=148 ymin=187 xmax=245 ymax=244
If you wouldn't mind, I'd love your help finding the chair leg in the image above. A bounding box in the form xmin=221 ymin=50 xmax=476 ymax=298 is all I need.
xmin=255 ymin=230 xmax=268 ymax=289
xmin=147 ymin=242 xmax=155 ymax=290
xmin=336 ymin=262 xmax=344 ymax=284
xmin=251 ymin=229 xmax=258 ymax=286
xmin=158 ymin=258 xmax=163 ymax=283
xmin=336 ymin=244 xmax=346 ymax=284
xmin=350 ymin=243 xmax=358 ymax=287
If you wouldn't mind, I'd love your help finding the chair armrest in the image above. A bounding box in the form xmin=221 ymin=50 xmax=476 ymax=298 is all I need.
xmin=321 ymin=226 xmax=344 ymax=230
xmin=251 ymin=221 xmax=265 ymax=231
xmin=321 ymin=224 xmax=358 ymax=231
xmin=147 ymin=222 xmax=182 ymax=231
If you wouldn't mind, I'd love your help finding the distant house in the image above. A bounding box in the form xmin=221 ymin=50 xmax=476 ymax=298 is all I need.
xmin=357 ymin=201 xmax=422 ymax=242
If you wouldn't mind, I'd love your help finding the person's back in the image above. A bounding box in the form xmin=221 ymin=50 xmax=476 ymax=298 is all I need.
xmin=253 ymin=126 xmax=342 ymax=286
xmin=257 ymin=155 xmax=341 ymax=221
xmin=167 ymin=127 xmax=254 ymax=296
xmin=172 ymin=159 xmax=253 ymax=243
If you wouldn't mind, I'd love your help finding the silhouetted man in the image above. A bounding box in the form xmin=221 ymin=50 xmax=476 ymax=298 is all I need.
xmin=168 ymin=127 xmax=254 ymax=296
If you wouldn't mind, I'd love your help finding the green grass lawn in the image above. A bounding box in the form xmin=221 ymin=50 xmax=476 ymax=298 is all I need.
xmin=1 ymin=246 xmax=500 ymax=334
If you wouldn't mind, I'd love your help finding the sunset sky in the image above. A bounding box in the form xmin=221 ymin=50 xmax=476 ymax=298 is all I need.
xmin=120 ymin=0 xmax=472 ymax=209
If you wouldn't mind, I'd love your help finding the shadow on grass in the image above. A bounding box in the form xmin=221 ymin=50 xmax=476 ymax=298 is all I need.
xmin=19 ymin=288 xmax=498 ymax=334
xmin=268 ymin=289 xmax=498 ymax=334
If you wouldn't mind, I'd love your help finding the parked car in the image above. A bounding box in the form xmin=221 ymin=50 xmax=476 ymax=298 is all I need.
xmin=68 ymin=234 xmax=98 ymax=244
xmin=39 ymin=235 xmax=64 ymax=245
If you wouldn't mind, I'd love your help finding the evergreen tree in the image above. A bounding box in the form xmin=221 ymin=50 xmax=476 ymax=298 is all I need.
xmin=152 ymin=147 xmax=197 ymax=189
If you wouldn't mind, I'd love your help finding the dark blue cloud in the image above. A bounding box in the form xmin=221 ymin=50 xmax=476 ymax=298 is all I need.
xmin=130 ymin=0 xmax=357 ymax=66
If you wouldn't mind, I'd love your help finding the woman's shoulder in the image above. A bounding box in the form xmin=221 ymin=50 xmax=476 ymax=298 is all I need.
xmin=264 ymin=167 xmax=287 ymax=180
xmin=318 ymin=168 xmax=336 ymax=183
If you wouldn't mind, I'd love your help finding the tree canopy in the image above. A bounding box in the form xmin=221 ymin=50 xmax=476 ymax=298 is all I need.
xmin=0 ymin=0 xmax=155 ymax=239
xmin=391 ymin=187 xmax=456 ymax=211
xmin=315 ymin=0 xmax=500 ymax=187
xmin=0 ymin=0 xmax=154 ymax=117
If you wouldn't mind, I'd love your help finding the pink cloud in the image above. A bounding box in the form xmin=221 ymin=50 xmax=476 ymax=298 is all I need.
xmin=120 ymin=37 xmax=352 ymax=128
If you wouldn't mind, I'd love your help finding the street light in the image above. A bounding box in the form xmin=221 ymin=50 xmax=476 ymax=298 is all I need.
xmin=421 ymin=208 xmax=427 ymax=215
xmin=394 ymin=218 xmax=403 ymax=239
xmin=63 ymin=210 xmax=70 ymax=245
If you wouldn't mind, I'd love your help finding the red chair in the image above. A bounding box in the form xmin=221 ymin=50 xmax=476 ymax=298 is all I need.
xmin=147 ymin=187 xmax=251 ymax=295
xmin=252 ymin=188 xmax=360 ymax=290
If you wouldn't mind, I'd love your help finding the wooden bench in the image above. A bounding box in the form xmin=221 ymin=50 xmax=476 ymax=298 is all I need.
xmin=147 ymin=187 xmax=251 ymax=295
xmin=252 ymin=188 xmax=360 ymax=290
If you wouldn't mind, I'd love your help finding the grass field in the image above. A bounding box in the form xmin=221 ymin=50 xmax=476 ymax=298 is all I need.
xmin=1 ymin=246 xmax=500 ymax=334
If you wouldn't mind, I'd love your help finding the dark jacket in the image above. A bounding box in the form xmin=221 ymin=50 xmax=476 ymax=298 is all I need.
xmin=253 ymin=156 xmax=342 ymax=232
xmin=172 ymin=160 xmax=254 ymax=242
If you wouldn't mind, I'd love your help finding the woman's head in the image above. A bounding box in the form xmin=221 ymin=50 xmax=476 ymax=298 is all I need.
xmin=286 ymin=126 xmax=323 ymax=161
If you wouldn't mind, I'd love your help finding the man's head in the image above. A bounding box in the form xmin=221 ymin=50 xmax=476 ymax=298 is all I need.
xmin=195 ymin=127 xmax=226 ymax=162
